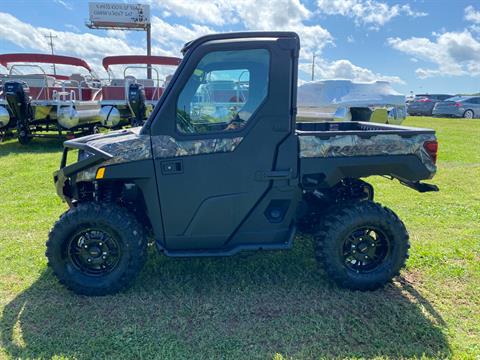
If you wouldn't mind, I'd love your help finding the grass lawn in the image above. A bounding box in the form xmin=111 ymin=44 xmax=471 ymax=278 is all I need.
xmin=0 ymin=117 xmax=479 ymax=359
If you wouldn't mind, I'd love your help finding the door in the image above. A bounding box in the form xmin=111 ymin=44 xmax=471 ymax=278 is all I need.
xmin=149 ymin=35 xmax=299 ymax=250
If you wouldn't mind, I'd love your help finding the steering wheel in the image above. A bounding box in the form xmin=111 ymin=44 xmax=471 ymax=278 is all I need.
xmin=225 ymin=113 xmax=246 ymax=131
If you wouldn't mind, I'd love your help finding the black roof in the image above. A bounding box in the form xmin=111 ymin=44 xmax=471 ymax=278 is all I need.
xmin=181 ymin=31 xmax=300 ymax=55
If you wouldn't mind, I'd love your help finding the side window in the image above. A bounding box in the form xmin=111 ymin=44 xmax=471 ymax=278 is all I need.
xmin=176 ymin=49 xmax=270 ymax=134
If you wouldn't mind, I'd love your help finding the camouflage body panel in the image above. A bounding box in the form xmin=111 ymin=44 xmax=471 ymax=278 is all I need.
xmin=86 ymin=129 xmax=153 ymax=163
xmin=299 ymin=133 xmax=437 ymax=173
xmin=76 ymin=127 xmax=244 ymax=182
xmin=76 ymin=127 xmax=151 ymax=182
xmin=152 ymin=136 xmax=243 ymax=158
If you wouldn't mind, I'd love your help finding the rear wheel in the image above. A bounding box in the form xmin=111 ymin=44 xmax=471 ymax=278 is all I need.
xmin=46 ymin=203 xmax=148 ymax=296
xmin=314 ymin=201 xmax=409 ymax=290
xmin=464 ymin=110 xmax=474 ymax=119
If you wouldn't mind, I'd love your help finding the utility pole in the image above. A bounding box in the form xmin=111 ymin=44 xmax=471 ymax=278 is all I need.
xmin=311 ymin=54 xmax=316 ymax=81
xmin=45 ymin=32 xmax=58 ymax=75
xmin=146 ymin=23 xmax=151 ymax=79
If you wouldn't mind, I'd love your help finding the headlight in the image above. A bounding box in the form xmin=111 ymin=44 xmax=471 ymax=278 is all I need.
xmin=78 ymin=149 xmax=94 ymax=161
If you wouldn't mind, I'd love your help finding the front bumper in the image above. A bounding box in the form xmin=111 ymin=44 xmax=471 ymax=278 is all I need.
xmin=53 ymin=137 xmax=113 ymax=202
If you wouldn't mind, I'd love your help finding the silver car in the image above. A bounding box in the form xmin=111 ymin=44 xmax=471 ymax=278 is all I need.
xmin=407 ymin=94 xmax=452 ymax=116
xmin=432 ymin=96 xmax=480 ymax=119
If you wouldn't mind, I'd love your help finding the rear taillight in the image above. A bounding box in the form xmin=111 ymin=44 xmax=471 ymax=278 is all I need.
xmin=423 ymin=140 xmax=438 ymax=164
xmin=419 ymin=98 xmax=432 ymax=102
xmin=454 ymin=102 xmax=462 ymax=107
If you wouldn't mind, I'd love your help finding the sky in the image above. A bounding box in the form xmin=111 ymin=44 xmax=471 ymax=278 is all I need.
xmin=0 ymin=0 xmax=479 ymax=95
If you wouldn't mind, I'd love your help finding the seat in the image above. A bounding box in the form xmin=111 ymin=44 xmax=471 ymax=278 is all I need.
xmin=137 ymin=79 xmax=154 ymax=87
xmin=109 ymin=78 xmax=126 ymax=87
xmin=5 ymin=74 xmax=55 ymax=87
xmin=70 ymin=73 xmax=85 ymax=83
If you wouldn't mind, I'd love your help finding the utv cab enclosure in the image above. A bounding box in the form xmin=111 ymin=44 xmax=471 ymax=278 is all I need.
xmin=48 ymin=32 xmax=439 ymax=296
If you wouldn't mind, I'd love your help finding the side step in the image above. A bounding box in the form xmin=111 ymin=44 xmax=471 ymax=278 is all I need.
xmin=156 ymin=226 xmax=296 ymax=258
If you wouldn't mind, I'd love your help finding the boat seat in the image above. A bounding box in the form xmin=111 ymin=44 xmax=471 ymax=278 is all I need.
xmin=109 ymin=76 xmax=149 ymax=87
xmin=69 ymin=73 xmax=86 ymax=86
xmin=70 ymin=73 xmax=85 ymax=81
xmin=109 ymin=78 xmax=126 ymax=87
xmin=137 ymin=79 xmax=155 ymax=87
xmin=4 ymin=74 xmax=56 ymax=87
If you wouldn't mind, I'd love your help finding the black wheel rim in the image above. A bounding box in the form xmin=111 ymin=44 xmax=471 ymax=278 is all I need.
xmin=342 ymin=227 xmax=391 ymax=273
xmin=66 ymin=227 xmax=122 ymax=276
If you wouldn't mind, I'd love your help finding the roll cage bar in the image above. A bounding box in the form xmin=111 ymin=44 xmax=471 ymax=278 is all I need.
xmin=102 ymin=55 xmax=182 ymax=71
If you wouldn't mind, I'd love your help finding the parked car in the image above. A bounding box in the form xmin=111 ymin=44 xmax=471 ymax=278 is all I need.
xmin=407 ymin=94 xmax=452 ymax=116
xmin=432 ymin=96 xmax=480 ymax=119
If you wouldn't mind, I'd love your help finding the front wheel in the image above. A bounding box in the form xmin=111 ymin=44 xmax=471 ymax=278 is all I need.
xmin=46 ymin=203 xmax=148 ymax=296
xmin=314 ymin=201 xmax=409 ymax=291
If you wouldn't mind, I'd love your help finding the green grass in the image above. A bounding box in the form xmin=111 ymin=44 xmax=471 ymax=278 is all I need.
xmin=0 ymin=117 xmax=479 ymax=359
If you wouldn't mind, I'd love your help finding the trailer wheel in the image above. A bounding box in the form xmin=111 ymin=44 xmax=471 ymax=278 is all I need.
xmin=46 ymin=202 xmax=148 ymax=296
xmin=16 ymin=126 xmax=32 ymax=145
xmin=314 ymin=201 xmax=409 ymax=291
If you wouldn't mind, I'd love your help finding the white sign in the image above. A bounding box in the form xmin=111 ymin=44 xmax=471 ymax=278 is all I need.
xmin=89 ymin=2 xmax=150 ymax=27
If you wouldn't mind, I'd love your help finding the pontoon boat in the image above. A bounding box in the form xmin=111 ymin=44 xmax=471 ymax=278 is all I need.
xmin=0 ymin=53 xmax=102 ymax=144
xmin=100 ymin=55 xmax=181 ymax=128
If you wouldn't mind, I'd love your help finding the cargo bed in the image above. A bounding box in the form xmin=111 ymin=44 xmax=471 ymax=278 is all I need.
xmin=296 ymin=122 xmax=437 ymax=190
xmin=296 ymin=121 xmax=434 ymax=137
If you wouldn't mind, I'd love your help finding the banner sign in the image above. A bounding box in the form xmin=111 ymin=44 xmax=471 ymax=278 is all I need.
xmin=88 ymin=2 xmax=150 ymax=28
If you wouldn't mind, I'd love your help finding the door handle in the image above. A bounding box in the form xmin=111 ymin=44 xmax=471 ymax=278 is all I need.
xmin=161 ymin=160 xmax=183 ymax=175
xmin=255 ymin=169 xmax=292 ymax=181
